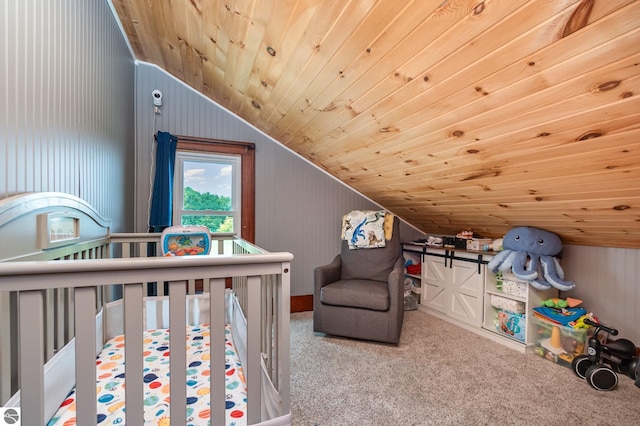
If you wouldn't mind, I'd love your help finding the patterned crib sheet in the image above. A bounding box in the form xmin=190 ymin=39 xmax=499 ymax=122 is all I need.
xmin=47 ymin=324 xmax=247 ymax=426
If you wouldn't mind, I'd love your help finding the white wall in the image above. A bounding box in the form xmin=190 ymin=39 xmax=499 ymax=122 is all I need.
xmin=562 ymin=245 xmax=640 ymax=345
xmin=0 ymin=0 xmax=135 ymax=231
xmin=133 ymin=62 xmax=423 ymax=296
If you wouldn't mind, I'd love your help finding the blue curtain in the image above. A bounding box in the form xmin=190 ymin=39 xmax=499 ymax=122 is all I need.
xmin=149 ymin=131 xmax=178 ymax=233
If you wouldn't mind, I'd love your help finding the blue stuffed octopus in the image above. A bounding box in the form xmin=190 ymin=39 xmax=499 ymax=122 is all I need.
xmin=488 ymin=226 xmax=574 ymax=291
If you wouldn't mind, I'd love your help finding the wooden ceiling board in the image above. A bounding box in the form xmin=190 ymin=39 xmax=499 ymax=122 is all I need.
xmin=275 ymin=0 xmax=467 ymax=144
xmin=310 ymin=1 xmax=635 ymax=164
xmin=330 ymin=56 xmax=640 ymax=185
xmin=258 ymin=0 xmax=380 ymax=129
xmin=268 ymin=0 xmax=431 ymax=137
xmin=239 ymin=1 xmax=327 ymax=129
xmin=297 ymin=0 xmax=550 ymax=147
xmin=112 ymin=0 xmax=640 ymax=248
xmin=281 ymin=0 xmax=518 ymax=148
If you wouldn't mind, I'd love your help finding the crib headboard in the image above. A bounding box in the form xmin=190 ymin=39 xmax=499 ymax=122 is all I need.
xmin=0 ymin=192 xmax=112 ymax=262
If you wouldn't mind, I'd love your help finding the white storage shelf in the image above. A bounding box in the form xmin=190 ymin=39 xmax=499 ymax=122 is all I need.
xmin=402 ymin=244 xmax=559 ymax=352
xmin=403 ymin=245 xmax=423 ymax=300
xmin=483 ymin=271 xmax=557 ymax=347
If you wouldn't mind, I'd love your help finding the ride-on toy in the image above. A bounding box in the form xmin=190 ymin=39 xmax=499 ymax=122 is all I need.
xmin=571 ymin=318 xmax=640 ymax=391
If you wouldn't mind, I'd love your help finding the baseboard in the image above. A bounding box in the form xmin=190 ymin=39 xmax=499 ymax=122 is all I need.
xmin=291 ymin=294 xmax=313 ymax=313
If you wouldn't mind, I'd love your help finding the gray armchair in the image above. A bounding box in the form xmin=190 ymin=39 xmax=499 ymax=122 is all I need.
xmin=313 ymin=216 xmax=404 ymax=344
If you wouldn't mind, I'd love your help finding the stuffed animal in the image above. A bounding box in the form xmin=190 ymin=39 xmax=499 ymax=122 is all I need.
xmin=488 ymin=226 xmax=575 ymax=291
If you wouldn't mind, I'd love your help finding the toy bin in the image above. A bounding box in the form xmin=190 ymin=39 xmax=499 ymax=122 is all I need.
xmin=532 ymin=316 xmax=588 ymax=368
xmin=498 ymin=271 xmax=528 ymax=297
xmin=495 ymin=310 xmax=526 ymax=343
xmin=490 ymin=294 xmax=526 ymax=314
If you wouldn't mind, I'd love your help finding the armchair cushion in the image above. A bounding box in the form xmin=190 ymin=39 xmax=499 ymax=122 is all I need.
xmin=320 ymin=279 xmax=389 ymax=311
xmin=340 ymin=227 xmax=401 ymax=282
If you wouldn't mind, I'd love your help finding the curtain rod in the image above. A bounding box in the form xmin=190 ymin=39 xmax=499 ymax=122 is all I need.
xmin=154 ymin=132 xmax=255 ymax=149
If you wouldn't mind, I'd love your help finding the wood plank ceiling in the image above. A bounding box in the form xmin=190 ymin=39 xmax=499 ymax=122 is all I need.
xmin=112 ymin=0 xmax=640 ymax=249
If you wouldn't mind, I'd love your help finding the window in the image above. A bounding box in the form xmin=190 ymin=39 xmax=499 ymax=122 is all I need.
xmin=174 ymin=152 xmax=241 ymax=234
xmin=171 ymin=136 xmax=255 ymax=242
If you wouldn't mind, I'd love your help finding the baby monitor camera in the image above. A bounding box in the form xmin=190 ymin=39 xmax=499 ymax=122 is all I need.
xmin=152 ymin=90 xmax=163 ymax=107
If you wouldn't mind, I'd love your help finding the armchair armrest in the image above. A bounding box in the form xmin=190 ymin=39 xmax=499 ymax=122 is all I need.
xmin=314 ymin=254 xmax=342 ymax=292
xmin=387 ymin=256 xmax=405 ymax=310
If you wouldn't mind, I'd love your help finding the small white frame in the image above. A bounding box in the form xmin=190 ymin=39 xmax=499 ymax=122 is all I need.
xmin=38 ymin=212 xmax=80 ymax=249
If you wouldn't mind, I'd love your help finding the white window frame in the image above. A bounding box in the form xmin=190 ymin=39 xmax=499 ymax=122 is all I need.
xmin=173 ymin=151 xmax=242 ymax=235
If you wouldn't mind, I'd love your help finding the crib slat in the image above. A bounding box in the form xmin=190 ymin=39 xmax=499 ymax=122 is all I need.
xmin=209 ymin=278 xmax=226 ymax=426
xmin=75 ymin=287 xmax=97 ymax=426
xmin=169 ymin=281 xmax=187 ymax=426
xmin=124 ymin=283 xmax=144 ymax=424
xmin=44 ymin=288 xmax=55 ymax=360
xmin=246 ymin=275 xmax=261 ymax=424
xmin=278 ymin=263 xmax=291 ymax=414
xmin=121 ymin=242 xmax=131 ymax=258
xmin=19 ymin=290 xmax=45 ymax=426
xmin=0 ymin=292 xmax=12 ymax=403
xmin=263 ymin=277 xmax=273 ymax=377
xmin=54 ymin=288 xmax=65 ymax=353
xmin=65 ymin=288 xmax=74 ymax=342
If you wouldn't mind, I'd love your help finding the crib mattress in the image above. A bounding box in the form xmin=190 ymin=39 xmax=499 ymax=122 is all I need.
xmin=47 ymin=324 xmax=247 ymax=426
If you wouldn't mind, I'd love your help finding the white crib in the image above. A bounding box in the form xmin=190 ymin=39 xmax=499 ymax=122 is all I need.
xmin=0 ymin=192 xmax=292 ymax=426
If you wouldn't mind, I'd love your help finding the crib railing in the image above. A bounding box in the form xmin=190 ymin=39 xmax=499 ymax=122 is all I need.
xmin=0 ymin=237 xmax=292 ymax=426
xmin=108 ymin=232 xmax=291 ymax=397
xmin=0 ymin=238 xmax=111 ymax=404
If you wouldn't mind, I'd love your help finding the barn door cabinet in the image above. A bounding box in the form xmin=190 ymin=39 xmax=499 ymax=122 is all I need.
xmin=402 ymin=244 xmax=558 ymax=352
xmin=420 ymin=247 xmax=485 ymax=328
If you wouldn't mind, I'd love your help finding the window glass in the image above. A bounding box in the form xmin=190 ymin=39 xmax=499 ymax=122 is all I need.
xmin=174 ymin=152 xmax=240 ymax=234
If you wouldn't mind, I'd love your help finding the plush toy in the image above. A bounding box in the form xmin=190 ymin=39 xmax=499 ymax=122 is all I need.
xmin=488 ymin=226 xmax=575 ymax=291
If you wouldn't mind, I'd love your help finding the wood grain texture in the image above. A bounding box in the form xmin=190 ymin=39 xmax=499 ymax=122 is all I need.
xmin=112 ymin=0 xmax=640 ymax=248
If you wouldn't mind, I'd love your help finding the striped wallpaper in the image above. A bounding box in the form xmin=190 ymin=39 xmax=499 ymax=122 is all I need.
xmin=0 ymin=0 xmax=135 ymax=231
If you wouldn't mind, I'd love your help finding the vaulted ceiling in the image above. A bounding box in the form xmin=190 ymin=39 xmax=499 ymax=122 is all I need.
xmin=111 ymin=0 xmax=640 ymax=249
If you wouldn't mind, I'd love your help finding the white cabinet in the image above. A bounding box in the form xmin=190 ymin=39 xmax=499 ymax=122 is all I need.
xmin=421 ymin=249 xmax=485 ymax=327
xmin=402 ymin=244 xmax=558 ymax=352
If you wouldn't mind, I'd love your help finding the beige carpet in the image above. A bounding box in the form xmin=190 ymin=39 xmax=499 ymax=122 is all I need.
xmin=290 ymin=310 xmax=640 ymax=425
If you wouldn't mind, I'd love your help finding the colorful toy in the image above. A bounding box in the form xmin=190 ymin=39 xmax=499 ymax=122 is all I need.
xmin=487 ymin=226 xmax=575 ymax=291
xmin=161 ymin=225 xmax=211 ymax=256
xmin=541 ymin=298 xmax=568 ymax=309
xmin=569 ymin=312 xmax=598 ymax=329
xmin=541 ymin=297 xmax=583 ymax=309
xmin=571 ymin=318 xmax=640 ymax=391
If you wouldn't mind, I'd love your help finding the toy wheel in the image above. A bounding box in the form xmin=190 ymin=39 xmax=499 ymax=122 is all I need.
xmin=585 ymin=364 xmax=618 ymax=391
xmin=571 ymin=355 xmax=593 ymax=379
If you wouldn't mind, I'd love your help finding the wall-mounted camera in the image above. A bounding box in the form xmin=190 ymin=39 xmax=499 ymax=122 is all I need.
xmin=152 ymin=90 xmax=163 ymax=107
